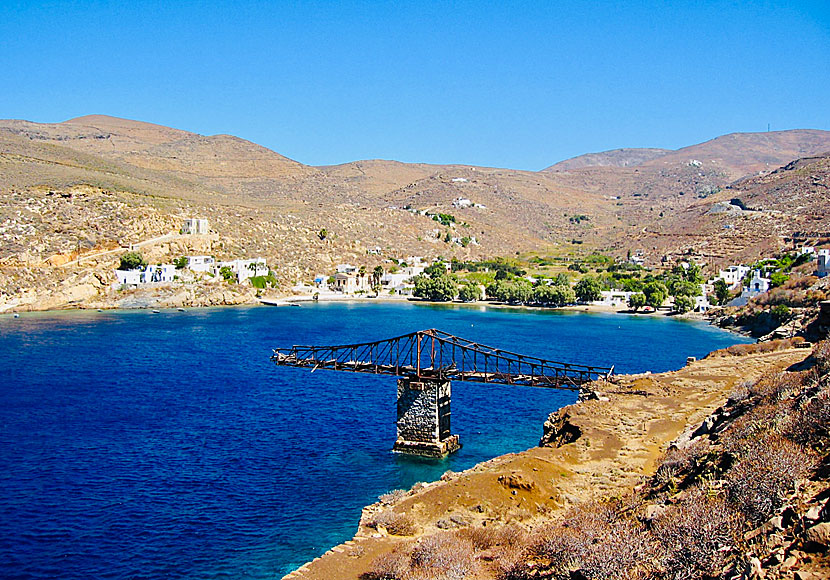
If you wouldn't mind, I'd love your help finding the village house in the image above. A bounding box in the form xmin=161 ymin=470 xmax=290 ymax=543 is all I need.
xmin=115 ymin=264 xmax=176 ymax=286
xmin=332 ymin=272 xmax=371 ymax=294
xmin=817 ymin=250 xmax=830 ymax=277
xmin=182 ymin=218 xmax=209 ymax=235
xmin=336 ymin=264 xmax=357 ymax=274
xmin=185 ymin=255 xmax=215 ymax=272
xmin=747 ymin=270 xmax=771 ymax=295
xmin=216 ymin=258 xmax=267 ymax=283
xmin=594 ymin=290 xmax=635 ymax=308
xmin=715 ymin=265 xmax=750 ymax=289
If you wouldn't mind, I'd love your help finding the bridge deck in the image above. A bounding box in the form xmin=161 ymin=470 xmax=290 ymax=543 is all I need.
xmin=272 ymin=328 xmax=613 ymax=389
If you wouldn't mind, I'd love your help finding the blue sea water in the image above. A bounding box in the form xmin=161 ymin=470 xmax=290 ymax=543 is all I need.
xmin=0 ymin=302 xmax=751 ymax=579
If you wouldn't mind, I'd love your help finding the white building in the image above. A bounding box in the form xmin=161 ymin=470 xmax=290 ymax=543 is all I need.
xmin=186 ymin=255 xmax=215 ymax=272
xmin=747 ymin=270 xmax=771 ymax=295
xmin=716 ymin=265 xmax=750 ymax=289
xmin=380 ymin=272 xmax=412 ymax=288
xmin=115 ymin=269 xmax=142 ymax=286
xmin=217 ymin=258 xmax=267 ymax=283
xmin=115 ymin=264 xmax=176 ymax=286
xmin=816 ymin=250 xmax=830 ymax=277
xmin=594 ymin=290 xmax=635 ymax=307
xmin=182 ymin=218 xmax=209 ymax=235
xmin=336 ymin=263 xmax=357 ymax=274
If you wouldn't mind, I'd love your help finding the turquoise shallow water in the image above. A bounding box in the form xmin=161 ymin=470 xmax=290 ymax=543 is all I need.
xmin=0 ymin=302 xmax=751 ymax=578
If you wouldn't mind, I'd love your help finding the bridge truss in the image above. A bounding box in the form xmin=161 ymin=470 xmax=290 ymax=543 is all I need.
xmin=272 ymin=328 xmax=613 ymax=389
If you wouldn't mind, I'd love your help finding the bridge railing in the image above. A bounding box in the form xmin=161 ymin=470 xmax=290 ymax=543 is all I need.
xmin=272 ymin=328 xmax=613 ymax=389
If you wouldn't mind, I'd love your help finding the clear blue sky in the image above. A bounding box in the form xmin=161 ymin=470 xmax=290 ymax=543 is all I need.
xmin=1 ymin=1 xmax=828 ymax=169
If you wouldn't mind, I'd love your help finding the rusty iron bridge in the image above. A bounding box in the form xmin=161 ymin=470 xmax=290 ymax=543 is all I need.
xmin=271 ymin=329 xmax=614 ymax=457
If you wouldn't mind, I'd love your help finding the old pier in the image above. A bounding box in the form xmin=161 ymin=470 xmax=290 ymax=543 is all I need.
xmin=271 ymin=329 xmax=613 ymax=458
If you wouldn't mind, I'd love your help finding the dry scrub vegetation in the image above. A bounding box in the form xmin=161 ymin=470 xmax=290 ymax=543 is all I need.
xmin=362 ymin=341 xmax=830 ymax=580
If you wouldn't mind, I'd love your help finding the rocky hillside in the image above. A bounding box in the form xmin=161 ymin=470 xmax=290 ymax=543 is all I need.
xmin=2 ymin=115 xmax=830 ymax=310
xmin=284 ymin=340 xmax=830 ymax=580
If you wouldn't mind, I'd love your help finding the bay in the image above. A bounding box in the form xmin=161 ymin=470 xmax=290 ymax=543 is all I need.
xmin=0 ymin=302 xmax=751 ymax=579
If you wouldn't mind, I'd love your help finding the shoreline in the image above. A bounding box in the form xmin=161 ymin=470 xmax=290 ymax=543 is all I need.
xmin=1 ymin=292 xmax=738 ymax=335
xmin=284 ymin=342 xmax=809 ymax=579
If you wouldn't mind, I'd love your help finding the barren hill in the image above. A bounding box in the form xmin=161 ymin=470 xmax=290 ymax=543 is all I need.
xmin=544 ymin=147 xmax=671 ymax=171
xmin=2 ymin=115 xmax=830 ymax=311
xmin=639 ymin=129 xmax=830 ymax=179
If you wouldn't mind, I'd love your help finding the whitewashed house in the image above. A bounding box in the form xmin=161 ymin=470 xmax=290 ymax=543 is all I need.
xmin=817 ymin=250 xmax=830 ymax=277
xmin=381 ymin=272 xmax=412 ymax=288
xmin=115 ymin=269 xmax=142 ymax=286
xmin=182 ymin=218 xmax=209 ymax=235
xmin=717 ymin=265 xmax=750 ymax=289
xmin=217 ymin=258 xmax=267 ymax=283
xmin=747 ymin=270 xmax=771 ymax=295
xmin=186 ymin=255 xmax=215 ymax=272
xmin=115 ymin=264 xmax=176 ymax=286
xmin=336 ymin=263 xmax=357 ymax=274
xmin=594 ymin=290 xmax=635 ymax=307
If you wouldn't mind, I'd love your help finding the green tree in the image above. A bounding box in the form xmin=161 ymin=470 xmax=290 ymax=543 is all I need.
xmin=119 ymin=252 xmax=147 ymax=271
xmin=713 ymin=279 xmax=730 ymax=305
xmin=643 ymin=281 xmax=669 ymax=308
xmin=414 ymin=274 xmax=457 ymax=301
xmin=672 ymin=280 xmax=701 ymax=297
xmin=318 ymin=228 xmax=328 ymax=240
xmin=506 ymin=279 xmax=533 ymax=304
xmin=458 ymin=283 xmax=482 ymax=302
xmin=552 ymin=272 xmax=570 ymax=287
xmin=173 ymin=256 xmax=188 ymax=269
xmin=219 ymin=265 xmax=236 ymax=283
xmin=424 ymin=261 xmax=447 ymax=279
xmin=769 ymin=272 xmax=789 ymax=288
xmin=628 ymin=292 xmax=647 ymax=311
xmin=574 ymin=276 xmax=602 ymax=303
xmin=673 ymin=294 xmax=694 ymax=313
xmin=372 ymin=265 xmax=384 ymax=294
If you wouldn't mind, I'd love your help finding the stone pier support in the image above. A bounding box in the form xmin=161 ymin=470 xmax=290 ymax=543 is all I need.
xmin=393 ymin=377 xmax=461 ymax=458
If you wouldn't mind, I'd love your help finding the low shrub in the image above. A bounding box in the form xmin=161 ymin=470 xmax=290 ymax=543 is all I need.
xmin=378 ymin=489 xmax=408 ymax=505
xmin=654 ymin=487 xmax=743 ymax=580
xmin=372 ymin=510 xmax=417 ymax=536
xmin=725 ymin=434 xmax=815 ymax=523
xmin=786 ymin=387 xmax=830 ymax=450
xmin=366 ymin=534 xmax=476 ymax=580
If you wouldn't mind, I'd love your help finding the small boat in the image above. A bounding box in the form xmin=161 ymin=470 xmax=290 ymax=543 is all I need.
xmin=152 ymin=309 xmax=160 ymax=313
xmin=177 ymin=308 xmax=185 ymax=312
xmin=13 ymin=313 xmax=19 ymax=318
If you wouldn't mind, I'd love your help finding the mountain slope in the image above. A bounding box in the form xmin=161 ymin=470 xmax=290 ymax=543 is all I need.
xmin=544 ymin=148 xmax=671 ymax=171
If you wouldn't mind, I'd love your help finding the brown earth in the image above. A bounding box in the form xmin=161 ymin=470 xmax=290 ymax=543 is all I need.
xmin=2 ymin=115 xmax=830 ymax=311
xmin=284 ymin=345 xmax=808 ymax=580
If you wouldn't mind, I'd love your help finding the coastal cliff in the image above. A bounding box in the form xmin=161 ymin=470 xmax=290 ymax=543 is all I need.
xmin=284 ymin=340 xmax=829 ymax=580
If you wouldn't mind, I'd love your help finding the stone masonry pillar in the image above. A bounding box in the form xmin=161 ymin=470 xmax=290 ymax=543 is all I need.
xmin=393 ymin=377 xmax=461 ymax=458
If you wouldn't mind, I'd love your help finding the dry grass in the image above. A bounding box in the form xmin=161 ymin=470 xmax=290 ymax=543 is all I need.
xmin=363 ymin=534 xmax=476 ymax=580
xmin=725 ymin=434 xmax=815 ymax=523
xmin=653 ymin=487 xmax=743 ymax=580
xmin=371 ymin=510 xmax=418 ymax=537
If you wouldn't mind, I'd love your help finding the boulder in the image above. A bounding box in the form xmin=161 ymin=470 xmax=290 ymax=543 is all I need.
xmin=804 ymin=522 xmax=830 ymax=551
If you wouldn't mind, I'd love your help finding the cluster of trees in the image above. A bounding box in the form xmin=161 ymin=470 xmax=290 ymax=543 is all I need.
xmin=485 ymin=273 xmax=579 ymax=306
xmin=624 ymin=263 xmax=703 ymax=313
xmin=118 ymin=252 xmax=147 ymax=271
